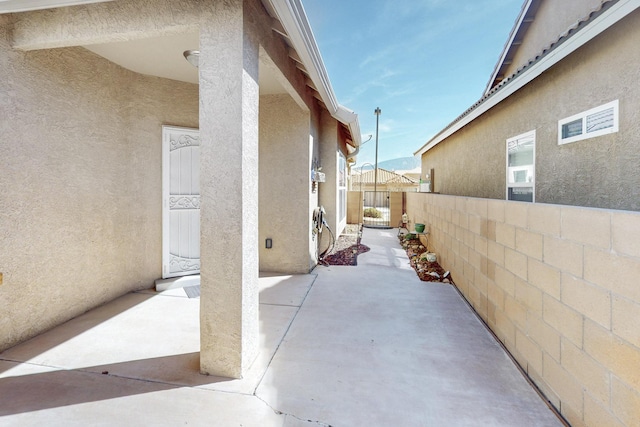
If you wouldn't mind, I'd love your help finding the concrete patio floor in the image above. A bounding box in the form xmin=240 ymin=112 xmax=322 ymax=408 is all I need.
xmin=0 ymin=228 xmax=564 ymax=426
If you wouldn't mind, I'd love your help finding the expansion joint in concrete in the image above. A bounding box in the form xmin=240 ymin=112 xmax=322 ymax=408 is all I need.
xmin=253 ymin=394 xmax=332 ymax=427
xmin=249 ymin=274 xmax=325 ymax=425
xmin=252 ymin=273 xmax=318 ymax=395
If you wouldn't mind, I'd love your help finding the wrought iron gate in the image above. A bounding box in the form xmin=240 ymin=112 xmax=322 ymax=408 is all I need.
xmin=363 ymin=191 xmax=391 ymax=228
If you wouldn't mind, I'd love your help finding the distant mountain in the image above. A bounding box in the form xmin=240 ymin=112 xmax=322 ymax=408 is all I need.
xmin=376 ymin=156 xmax=420 ymax=171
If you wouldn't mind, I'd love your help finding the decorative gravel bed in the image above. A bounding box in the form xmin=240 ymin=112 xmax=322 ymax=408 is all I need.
xmin=398 ymin=233 xmax=452 ymax=283
xmin=321 ymin=224 xmax=370 ymax=266
xmin=321 ymin=225 xmax=452 ymax=282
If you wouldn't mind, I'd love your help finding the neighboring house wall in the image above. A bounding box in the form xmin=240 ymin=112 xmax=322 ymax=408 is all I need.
xmin=503 ymin=0 xmax=605 ymax=79
xmin=259 ymin=94 xmax=314 ymax=273
xmin=422 ymin=9 xmax=640 ymax=211
xmin=0 ymin=17 xmax=199 ymax=350
xmin=407 ymin=193 xmax=640 ymax=427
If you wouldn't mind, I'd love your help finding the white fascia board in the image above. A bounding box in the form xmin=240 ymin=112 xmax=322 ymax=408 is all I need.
xmin=0 ymin=0 xmax=113 ymax=13
xmin=269 ymin=0 xmax=361 ymax=148
xmin=414 ymin=0 xmax=639 ymax=158
xmin=335 ymin=105 xmax=360 ymax=139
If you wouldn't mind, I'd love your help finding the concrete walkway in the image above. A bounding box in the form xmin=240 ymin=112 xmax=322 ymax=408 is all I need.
xmin=0 ymin=228 xmax=564 ymax=426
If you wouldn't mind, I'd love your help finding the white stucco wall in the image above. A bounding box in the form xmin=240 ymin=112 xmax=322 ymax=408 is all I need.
xmin=309 ymin=104 xmax=322 ymax=266
xmin=259 ymin=94 xmax=314 ymax=273
xmin=1 ymin=0 xmax=352 ymax=377
xmin=197 ymin=0 xmax=266 ymax=377
xmin=0 ymin=17 xmax=199 ymax=350
xmin=318 ymin=109 xmax=339 ymax=234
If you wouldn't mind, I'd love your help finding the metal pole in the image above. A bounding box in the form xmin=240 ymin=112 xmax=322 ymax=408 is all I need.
xmin=374 ymin=107 xmax=381 ymax=208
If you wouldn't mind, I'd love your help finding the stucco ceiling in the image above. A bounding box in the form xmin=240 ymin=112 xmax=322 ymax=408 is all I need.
xmin=0 ymin=0 xmax=285 ymax=94
xmin=0 ymin=0 xmax=360 ymax=150
xmin=84 ymin=31 xmax=286 ymax=94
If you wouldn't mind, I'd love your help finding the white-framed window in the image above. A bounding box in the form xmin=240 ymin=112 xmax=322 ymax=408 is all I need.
xmin=558 ymin=100 xmax=619 ymax=145
xmin=338 ymin=154 xmax=347 ymax=223
xmin=506 ymin=130 xmax=535 ymax=203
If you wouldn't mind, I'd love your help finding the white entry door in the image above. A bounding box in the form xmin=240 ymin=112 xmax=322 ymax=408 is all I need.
xmin=162 ymin=126 xmax=201 ymax=278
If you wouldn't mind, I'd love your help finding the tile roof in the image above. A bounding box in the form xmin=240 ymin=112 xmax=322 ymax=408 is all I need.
xmin=485 ymin=0 xmax=543 ymax=93
xmin=484 ymin=0 xmax=618 ymax=96
xmin=351 ymin=168 xmax=418 ymax=185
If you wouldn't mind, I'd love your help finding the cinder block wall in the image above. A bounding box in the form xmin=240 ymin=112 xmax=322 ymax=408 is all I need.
xmin=407 ymin=193 xmax=640 ymax=427
xmin=347 ymin=191 xmax=363 ymax=224
xmin=389 ymin=192 xmax=403 ymax=227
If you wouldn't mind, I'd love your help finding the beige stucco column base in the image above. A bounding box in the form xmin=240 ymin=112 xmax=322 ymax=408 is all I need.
xmin=198 ymin=0 xmax=259 ymax=379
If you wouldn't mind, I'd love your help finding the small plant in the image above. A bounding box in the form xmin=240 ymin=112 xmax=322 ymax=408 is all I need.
xmin=363 ymin=207 xmax=382 ymax=218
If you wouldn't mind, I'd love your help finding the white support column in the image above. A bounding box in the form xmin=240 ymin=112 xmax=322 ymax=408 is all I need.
xmin=198 ymin=0 xmax=259 ymax=379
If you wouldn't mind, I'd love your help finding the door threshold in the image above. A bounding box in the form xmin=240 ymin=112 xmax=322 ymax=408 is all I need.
xmin=155 ymin=275 xmax=201 ymax=292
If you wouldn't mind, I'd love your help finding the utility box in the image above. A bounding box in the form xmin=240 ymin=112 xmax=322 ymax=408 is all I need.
xmin=311 ymin=170 xmax=325 ymax=183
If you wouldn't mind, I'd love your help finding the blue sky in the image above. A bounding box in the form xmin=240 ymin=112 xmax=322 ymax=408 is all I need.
xmin=302 ymin=0 xmax=524 ymax=168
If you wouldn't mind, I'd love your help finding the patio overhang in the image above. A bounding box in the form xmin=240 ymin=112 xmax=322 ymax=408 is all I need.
xmin=0 ymin=0 xmax=361 ymax=161
xmin=0 ymin=0 xmax=361 ymax=379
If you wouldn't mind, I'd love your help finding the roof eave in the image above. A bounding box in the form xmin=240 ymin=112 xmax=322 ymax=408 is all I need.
xmin=415 ymin=0 xmax=635 ymax=158
xmin=268 ymin=0 xmax=361 ymax=150
xmin=484 ymin=0 xmax=540 ymax=96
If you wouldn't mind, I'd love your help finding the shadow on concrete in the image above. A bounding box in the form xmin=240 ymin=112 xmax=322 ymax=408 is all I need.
xmin=0 ymin=292 xmax=154 ymax=375
xmin=0 ymin=274 xmax=316 ymax=423
xmin=0 ymin=354 xmax=197 ymax=416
